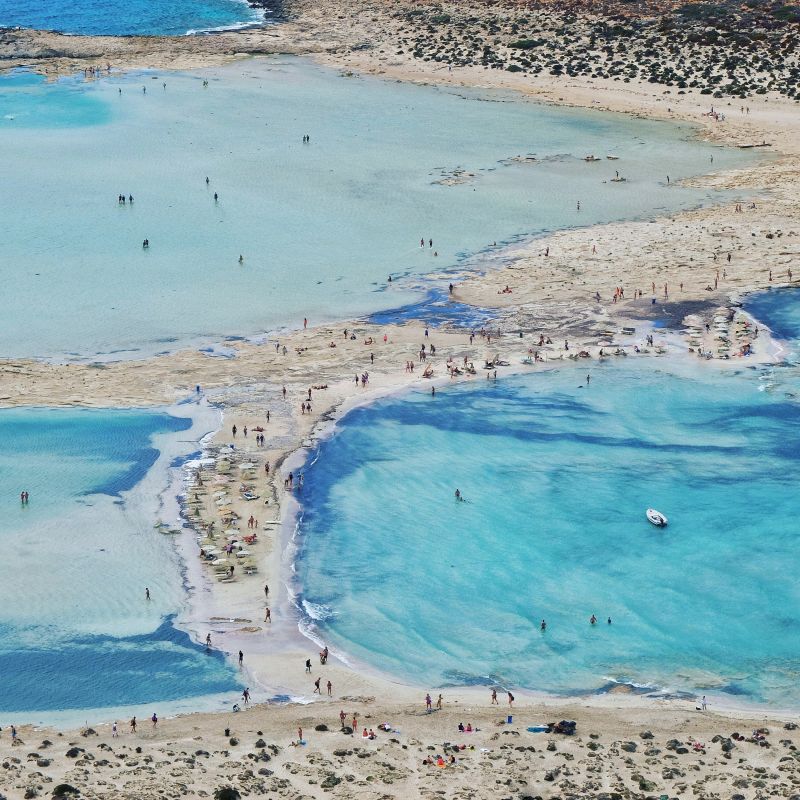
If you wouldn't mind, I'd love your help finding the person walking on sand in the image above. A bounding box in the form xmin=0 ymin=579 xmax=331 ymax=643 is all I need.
xmin=112 ymin=721 xmax=118 ymax=737
xmin=507 ymin=692 xmax=515 ymax=708
xmin=298 ymin=726 xmax=303 ymax=742
xmin=305 ymin=658 xmax=312 ymax=673
xmin=205 ymin=632 xmax=212 ymax=649
xmin=145 ymin=587 xmax=150 ymax=601
xmin=130 ymin=716 xmax=137 ymax=734
xmin=327 ymin=680 xmax=333 ymax=697
xmin=264 ymin=583 xmax=269 ymax=599
xmin=491 ymin=688 xmax=498 ymax=705
xmin=425 ymin=693 xmax=432 ymax=712
xmin=314 ymin=677 xmax=321 ymax=694
xmin=264 ymin=607 xmax=271 ymax=623
xmin=701 ymin=695 xmax=707 ymax=711
xmin=436 ymin=693 xmax=443 ymax=710
xmin=243 ymin=687 xmax=250 ymax=705
xmin=151 ymin=713 xmax=158 ymax=728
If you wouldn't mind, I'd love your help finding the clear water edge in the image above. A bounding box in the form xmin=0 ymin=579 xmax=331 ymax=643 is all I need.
xmin=290 ymin=298 xmax=800 ymax=712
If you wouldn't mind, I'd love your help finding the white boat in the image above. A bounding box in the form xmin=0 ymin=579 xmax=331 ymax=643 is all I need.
xmin=646 ymin=508 xmax=668 ymax=527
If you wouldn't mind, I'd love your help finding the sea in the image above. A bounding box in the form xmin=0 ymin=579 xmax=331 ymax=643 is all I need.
xmin=0 ymin=0 xmax=264 ymax=36
xmin=296 ymin=291 xmax=800 ymax=708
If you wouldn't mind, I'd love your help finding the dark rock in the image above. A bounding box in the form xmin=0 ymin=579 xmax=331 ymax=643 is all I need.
xmin=315 ymin=724 xmax=329 ymax=732
xmin=640 ymin=730 xmax=654 ymax=739
xmin=52 ymin=786 xmax=80 ymax=797
xmin=80 ymin=728 xmax=97 ymax=738
xmin=320 ymin=774 xmax=341 ymax=789
xmin=621 ymin=741 xmax=637 ymax=752
xmin=213 ymin=789 xmax=241 ymax=800
xmin=341 ymin=726 xmax=353 ymax=735
xmin=254 ymin=739 xmax=266 ymax=748
xmin=228 ymin=738 xmax=239 ymax=746
xmin=64 ymin=748 xmax=83 ymax=759
xmin=36 ymin=759 xmax=51 ymax=768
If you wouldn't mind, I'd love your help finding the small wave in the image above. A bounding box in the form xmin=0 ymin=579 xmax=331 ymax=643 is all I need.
xmin=302 ymin=599 xmax=335 ymax=622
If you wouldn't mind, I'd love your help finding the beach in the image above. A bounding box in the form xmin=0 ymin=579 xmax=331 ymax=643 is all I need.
xmin=0 ymin=0 xmax=799 ymax=795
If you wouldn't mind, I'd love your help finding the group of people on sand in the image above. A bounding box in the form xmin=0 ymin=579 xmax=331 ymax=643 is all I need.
xmin=489 ymin=689 xmax=515 ymax=706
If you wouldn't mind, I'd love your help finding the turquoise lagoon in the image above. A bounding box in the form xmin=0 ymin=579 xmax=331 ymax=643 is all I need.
xmin=0 ymin=58 xmax=754 ymax=360
xmin=0 ymin=406 xmax=239 ymax=715
xmin=296 ymin=329 xmax=800 ymax=707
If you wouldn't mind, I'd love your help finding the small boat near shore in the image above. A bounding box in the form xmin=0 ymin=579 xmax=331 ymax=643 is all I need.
xmin=584 ymin=155 xmax=601 ymax=162
xmin=646 ymin=508 xmax=668 ymax=527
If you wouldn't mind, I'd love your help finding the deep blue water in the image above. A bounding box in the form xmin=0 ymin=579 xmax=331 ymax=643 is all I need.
xmin=0 ymin=619 xmax=234 ymax=712
xmin=0 ymin=0 xmax=263 ymax=36
xmin=745 ymin=288 xmax=800 ymax=343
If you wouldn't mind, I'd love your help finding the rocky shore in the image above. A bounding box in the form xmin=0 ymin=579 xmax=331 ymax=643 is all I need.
xmin=3 ymin=700 xmax=800 ymax=800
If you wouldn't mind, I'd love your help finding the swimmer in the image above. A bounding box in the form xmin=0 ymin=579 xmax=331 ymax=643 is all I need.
xmin=540 ymin=619 xmax=546 ymax=631
xmin=590 ymin=614 xmax=597 ymax=625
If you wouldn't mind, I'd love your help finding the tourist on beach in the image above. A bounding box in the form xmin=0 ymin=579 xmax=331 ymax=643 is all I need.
xmin=314 ymin=677 xmax=321 ymax=694
xmin=243 ymin=687 xmax=250 ymax=704
xmin=151 ymin=713 xmax=158 ymax=728
xmin=298 ymin=726 xmax=303 ymax=742
xmin=590 ymin=614 xmax=597 ymax=625
xmin=130 ymin=717 xmax=137 ymax=733
xmin=507 ymin=692 xmax=515 ymax=708
xmin=265 ymin=607 xmax=271 ymax=623
xmin=425 ymin=693 xmax=432 ymax=712
xmin=339 ymin=710 xmax=346 ymax=728
xmin=701 ymin=695 xmax=707 ymax=711
xmin=264 ymin=583 xmax=269 ymax=598
xmin=437 ymin=694 xmax=443 ymax=710
xmin=206 ymin=633 xmax=212 ymax=649
xmin=491 ymin=689 xmax=498 ymax=705
xmin=305 ymin=658 xmax=312 ymax=673
xmin=238 ymin=650 xmax=244 ymax=666
xmin=145 ymin=587 xmax=150 ymax=601
xmin=112 ymin=721 xmax=118 ymax=737
xmin=327 ymin=680 xmax=332 ymax=696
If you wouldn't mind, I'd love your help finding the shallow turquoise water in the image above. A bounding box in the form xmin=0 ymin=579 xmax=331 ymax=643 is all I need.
xmin=0 ymin=408 xmax=239 ymax=713
xmin=297 ymin=351 xmax=800 ymax=706
xmin=0 ymin=0 xmax=262 ymax=36
xmin=0 ymin=59 xmax=754 ymax=359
